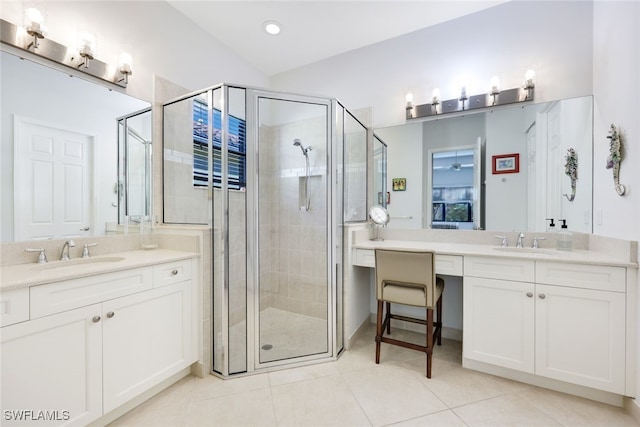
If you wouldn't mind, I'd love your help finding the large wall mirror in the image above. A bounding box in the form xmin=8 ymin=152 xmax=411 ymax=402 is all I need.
xmin=0 ymin=50 xmax=150 ymax=243
xmin=375 ymin=95 xmax=593 ymax=234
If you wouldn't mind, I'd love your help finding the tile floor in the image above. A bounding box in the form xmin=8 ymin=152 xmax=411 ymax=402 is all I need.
xmin=110 ymin=324 xmax=638 ymax=426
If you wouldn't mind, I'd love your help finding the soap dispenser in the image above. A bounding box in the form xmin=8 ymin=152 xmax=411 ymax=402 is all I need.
xmin=557 ymin=219 xmax=573 ymax=251
xmin=546 ymin=218 xmax=556 ymax=233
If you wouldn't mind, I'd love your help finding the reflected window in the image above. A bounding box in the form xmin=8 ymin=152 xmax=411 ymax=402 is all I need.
xmin=192 ymin=98 xmax=246 ymax=189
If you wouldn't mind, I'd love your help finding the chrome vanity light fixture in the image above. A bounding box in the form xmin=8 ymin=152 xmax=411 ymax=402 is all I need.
xmin=489 ymin=75 xmax=501 ymax=105
xmin=77 ymin=27 xmax=96 ymax=69
xmin=523 ymin=69 xmax=536 ymax=100
xmin=24 ymin=6 xmax=46 ymax=49
xmin=431 ymin=88 xmax=440 ymax=114
xmin=117 ymin=52 xmax=133 ymax=85
xmin=405 ymin=70 xmax=535 ymax=121
xmin=0 ymin=17 xmax=133 ymax=88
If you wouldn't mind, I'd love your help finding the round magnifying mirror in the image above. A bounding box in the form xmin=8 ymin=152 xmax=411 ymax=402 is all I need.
xmin=368 ymin=205 xmax=389 ymax=241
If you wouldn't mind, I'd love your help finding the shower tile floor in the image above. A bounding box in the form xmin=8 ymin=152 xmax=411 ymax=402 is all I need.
xmin=258 ymin=308 xmax=328 ymax=363
xmin=110 ymin=323 xmax=638 ymax=426
xmin=226 ymin=308 xmax=328 ymax=372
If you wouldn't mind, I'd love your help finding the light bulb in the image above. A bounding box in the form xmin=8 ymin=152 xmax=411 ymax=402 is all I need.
xmin=524 ymin=69 xmax=536 ymax=88
xmin=405 ymin=92 xmax=414 ymax=108
xmin=431 ymin=88 xmax=440 ymax=104
xmin=119 ymin=52 xmax=133 ymax=74
xmin=490 ymin=76 xmax=501 ymax=94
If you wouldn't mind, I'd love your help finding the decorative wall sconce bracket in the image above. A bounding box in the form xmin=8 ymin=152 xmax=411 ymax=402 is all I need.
xmin=606 ymin=124 xmax=625 ymax=196
xmin=406 ymin=87 xmax=534 ymax=121
xmin=564 ymin=148 xmax=578 ymax=202
xmin=0 ymin=18 xmax=128 ymax=88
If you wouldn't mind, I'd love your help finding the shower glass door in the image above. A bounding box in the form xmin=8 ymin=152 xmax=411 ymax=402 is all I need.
xmin=255 ymin=94 xmax=331 ymax=365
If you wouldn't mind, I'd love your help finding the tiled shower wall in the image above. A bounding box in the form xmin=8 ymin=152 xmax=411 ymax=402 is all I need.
xmin=259 ymin=117 xmax=328 ymax=320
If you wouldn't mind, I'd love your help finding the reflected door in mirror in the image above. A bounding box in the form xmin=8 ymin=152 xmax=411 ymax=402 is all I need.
xmin=15 ymin=117 xmax=93 ymax=241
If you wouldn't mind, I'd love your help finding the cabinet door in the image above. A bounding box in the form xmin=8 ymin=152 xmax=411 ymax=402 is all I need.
xmin=463 ymin=277 xmax=535 ymax=373
xmin=535 ymin=284 xmax=626 ymax=394
xmin=102 ymin=281 xmax=193 ymax=413
xmin=1 ymin=304 xmax=102 ymax=426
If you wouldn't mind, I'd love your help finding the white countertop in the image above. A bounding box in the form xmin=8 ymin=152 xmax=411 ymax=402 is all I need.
xmin=0 ymin=249 xmax=199 ymax=291
xmin=353 ymin=239 xmax=638 ymax=269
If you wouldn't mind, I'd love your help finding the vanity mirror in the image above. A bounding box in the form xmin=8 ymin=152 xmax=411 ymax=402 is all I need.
xmin=0 ymin=50 xmax=150 ymax=243
xmin=375 ymin=95 xmax=593 ymax=233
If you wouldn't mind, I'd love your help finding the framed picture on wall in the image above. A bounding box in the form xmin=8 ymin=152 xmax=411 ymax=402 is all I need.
xmin=492 ymin=153 xmax=520 ymax=174
xmin=392 ymin=178 xmax=406 ymax=191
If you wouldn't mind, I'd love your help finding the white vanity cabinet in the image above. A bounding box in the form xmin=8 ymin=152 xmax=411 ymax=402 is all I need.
xmin=1 ymin=303 xmax=103 ymax=426
xmin=0 ymin=258 xmax=197 ymax=426
xmin=463 ymin=257 xmax=536 ymax=373
xmin=534 ymin=262 xmax=626 ymax=394
xmin=464 ymin=256 xmax=627 ymax=394
xmin=102 ymin=276 xmax=192 ymax=412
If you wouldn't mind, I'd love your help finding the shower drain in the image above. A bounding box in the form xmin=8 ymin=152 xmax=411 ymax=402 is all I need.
xmin=261 ymin=344 xmax=273 ymax=350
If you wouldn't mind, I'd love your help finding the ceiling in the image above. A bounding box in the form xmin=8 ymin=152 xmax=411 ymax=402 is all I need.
xmin=166 ymin=1 xmax=509 ymax=76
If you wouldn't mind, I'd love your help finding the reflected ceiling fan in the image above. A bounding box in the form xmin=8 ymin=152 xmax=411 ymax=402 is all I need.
xmin=449 ymin=151 xmax=461 ymax=171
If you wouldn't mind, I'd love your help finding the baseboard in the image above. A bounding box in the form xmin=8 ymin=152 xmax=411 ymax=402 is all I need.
xmin=345 ymin=317 xmax=371 ymax=350
xmin=624 ymin=397 xmax=640 ymax=423
xmin=88 ymin=367 xmax=192 ymax=426
xmin=464 ymin=358 xmax=625 ymax=407
xmin=190 ymin=361 xmax=206 ymax=378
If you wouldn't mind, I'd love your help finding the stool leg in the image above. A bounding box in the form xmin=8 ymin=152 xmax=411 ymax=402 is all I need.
xmin=426 ymin=307 xmax=434 ymax=378
xmin=385 ymin=301 xmax=391 ymax=334
xmin=437 ymin=294 xmax=443 ymax=346
xmin=375 ymin=300 xmax=383 ymax=364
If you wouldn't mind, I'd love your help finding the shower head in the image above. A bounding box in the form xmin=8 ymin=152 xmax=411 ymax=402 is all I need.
xmin=293 ymin=138 xmax=311 ymax=155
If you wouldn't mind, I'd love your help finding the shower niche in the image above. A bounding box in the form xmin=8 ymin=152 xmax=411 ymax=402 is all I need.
xmin=163 ymin=85 xmax=369 ymax=377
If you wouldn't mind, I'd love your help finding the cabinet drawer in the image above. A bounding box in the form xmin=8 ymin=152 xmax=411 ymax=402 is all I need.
xmin=353 ymin=249 xmax=375 ymax=268
xmin=464 ymin=256 xmax=534 ymax=282
xmin=536 ymin=262 xmax=625 ymax=292
xmin=0 ymin=288 xmax=29 ymax=327
xmin=353 ymin=249 xmax=463 ymax=276
xmin=153 ymin=259 xmax=192 ymax=288
xmin=436 ymin=255 xmax=463 ymax=276
xmin=30 ymin=268 xmax=153 ymax=319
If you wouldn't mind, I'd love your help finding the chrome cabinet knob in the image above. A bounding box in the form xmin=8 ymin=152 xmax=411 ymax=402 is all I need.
xmin=526 ymin=292 xmax=533 ymax=298
xmin=538 ymin=294 xmax=546 ymax=299
xmin=92 ymin=316 xmax=101 ymax=323
xmin=171 ymin=269 xmax=178 ymax=276
xmin=106 ymin=311 xmax=115 ymax=318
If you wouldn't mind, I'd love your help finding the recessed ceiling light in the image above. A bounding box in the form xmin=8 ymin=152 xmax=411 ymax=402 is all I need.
xmin=263 ymin=20 xmax=281 ymax=35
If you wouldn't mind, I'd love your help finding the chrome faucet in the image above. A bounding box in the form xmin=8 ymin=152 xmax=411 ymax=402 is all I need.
xmin=60 ymin=240 xmax=76 ymax=261
xmin=516 ymin=232 xmax=525 ymax=248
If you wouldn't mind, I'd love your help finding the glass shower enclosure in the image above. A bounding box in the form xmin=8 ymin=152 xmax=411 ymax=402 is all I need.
xmin=163 ymin=85 xmax=368 ymax=376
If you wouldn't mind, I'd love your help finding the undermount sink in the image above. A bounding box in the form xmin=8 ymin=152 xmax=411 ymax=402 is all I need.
xmin=492 ymin=247 xmax=556 ymax=255
xmin=32 ymin=256 xmax=126 ymax=271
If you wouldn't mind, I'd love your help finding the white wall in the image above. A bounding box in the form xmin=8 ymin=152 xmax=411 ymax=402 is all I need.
xmin=271 ymin=1 xmax=593 ymax=129
xmin=0 ymin=1 xmax=269 ymax=103
xmin=592 ymin=2 xmax=639 ymax=241
xmin=592 ymin=0 xmax=640 ymax=409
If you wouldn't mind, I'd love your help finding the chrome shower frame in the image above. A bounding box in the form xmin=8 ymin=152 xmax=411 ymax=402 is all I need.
xmin=246 ymin=89 xmax=339 ymax=372
xmin=163 ymin=83 xmax=357 ymax=378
